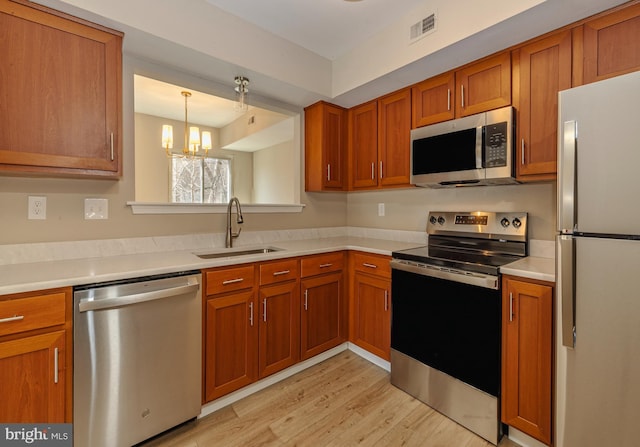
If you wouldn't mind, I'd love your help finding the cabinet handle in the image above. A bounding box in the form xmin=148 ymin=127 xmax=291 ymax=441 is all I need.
xmin=371 ymin=162 xmax=375 ymax=180
xmin=0 ymin=315 xmax=24 ymax=324
xmin=509 ymin=292 xmax=514 ymax=322
xmin=272 ymin=270 xmax=290 ymax=276
xmin=327 ymin=164 xmax=331 ymax=181
xmin=263 ymin=298 xmax=267 ymax=322
xmin=110 ymin=132 xmax=115 ymax=161
xmin=54 ymin=347 xmax=59 ymax=384
xmin=521 ymin=139 xmax=525 ymax=165
xmin=304 ymin=289 xmax=308 ymax=311
xmin=222 ymin=278 xmax=244 ymax=285
xmin=461 ymin=85 xmax=465 ymax=108
xmin=384 ymin=290 xmax=389 ymax=311
xmin=319 ymin=263 xmax=333 ymax=268
xmin=379 ymin=161 xmax=383 ymax=179
xmin=249 ymin=302 xmax=254 ymax=327
xmin=447 ymin=88 xmax=451 ymax=111
xmin=362 ymin=263 xmax=378 ymax=269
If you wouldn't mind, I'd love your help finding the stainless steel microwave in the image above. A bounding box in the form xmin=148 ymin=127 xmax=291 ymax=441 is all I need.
xmin=410 ymin=106 xmax=517 ymax=187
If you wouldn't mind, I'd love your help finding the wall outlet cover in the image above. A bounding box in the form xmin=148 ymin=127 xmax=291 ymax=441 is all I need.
xmin=28 ymin=196 xmax=47 ymax=220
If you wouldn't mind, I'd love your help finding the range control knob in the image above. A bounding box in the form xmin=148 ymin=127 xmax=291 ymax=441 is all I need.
xmin=437 ymin=216 xmax=446 ymax=225
xmin=500 ymin=217 xmax=510 ymax=228
xmin=512 ymin=217 xmax=522 ymax=229
xmin=429 ymin=215 xmax=437 ymax=225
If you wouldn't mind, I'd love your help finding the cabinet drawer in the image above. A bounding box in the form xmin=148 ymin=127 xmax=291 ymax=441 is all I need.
xmin=301 ymin=252 xmax=344 ymax=278
xmin=0 ymin=292 xmax=66 ymax=337
xmin=352 ymin=252 xmax=391 ymax=278
xmin=259 ymin=259 xmax=299 ymax=286
xmin=205 ymin=265 xmax=255 ymax=296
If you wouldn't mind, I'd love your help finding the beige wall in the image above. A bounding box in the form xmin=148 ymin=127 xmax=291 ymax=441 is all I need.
xmin=346 ymin=182 xmax=556 ymax=241
xmin=253 ymin=142 xmax=295 ymax=204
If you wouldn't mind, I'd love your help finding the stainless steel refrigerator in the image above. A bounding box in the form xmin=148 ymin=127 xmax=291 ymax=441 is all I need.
xmin=556 ymin=70 xmax=640 ymax=447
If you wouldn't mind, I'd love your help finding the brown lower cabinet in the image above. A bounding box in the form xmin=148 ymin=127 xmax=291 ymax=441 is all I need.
xmin=300 ymin=252 xmax=346 ymax=360
xmin=203 ymin=259 xmax=301 ymax=402
xmin=0 ymin=288 xmax=72 ymax=423
xmin=349 ymin=251 xmax=392 ymax=361
xmin=204 ymin=252 xmax=351 ymax=402
xmin=501 ymin=275 xmax=554 ymax=445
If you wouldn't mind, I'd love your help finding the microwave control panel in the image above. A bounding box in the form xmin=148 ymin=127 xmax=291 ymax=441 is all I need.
xmin=483 ymin=121 xmax=508 ymax=167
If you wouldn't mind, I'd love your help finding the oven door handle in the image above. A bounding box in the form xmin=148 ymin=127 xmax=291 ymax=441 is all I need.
xmin=390 ymin=259 xmax=499 ymax=290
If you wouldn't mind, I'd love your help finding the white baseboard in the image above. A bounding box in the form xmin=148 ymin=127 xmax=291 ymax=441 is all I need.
xmin=507 ymin=427 xmax=548 ymax=447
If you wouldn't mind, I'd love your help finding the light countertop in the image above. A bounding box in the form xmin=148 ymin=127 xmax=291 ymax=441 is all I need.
xmin=500 ymin=256 xmax=555 ymax=282
xmin=0 ymin=228 xmax=555 ymax=295
xmin=0 ymin=236 xmax=420 ymax=295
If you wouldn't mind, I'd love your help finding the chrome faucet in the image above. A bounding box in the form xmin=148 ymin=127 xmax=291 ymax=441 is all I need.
xmin=226 ymin=197 xmax=244 ymax=248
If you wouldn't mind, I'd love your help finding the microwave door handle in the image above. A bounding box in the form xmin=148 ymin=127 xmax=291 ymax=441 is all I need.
xmin=475 ymin=126 xmax=484 ymax=169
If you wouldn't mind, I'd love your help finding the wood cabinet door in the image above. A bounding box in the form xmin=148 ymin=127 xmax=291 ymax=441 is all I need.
xmin=304 ymin=102 xmax=347 ymax=191
xmin=455 ymin=51 xmax=511 ymax=117
xmin=300 ymin=272 xmax=344 ymax=360
xmin=351 ymin=273 xmax=391 ymax=360
xmin=204 ymin=291 xmax=257 ymax=402
xmin=258 ymin=281 xmax=300 ymax=378
xmin=515 ymin=30 xmax=572 ymax=181
xmin=411 ymin=71 xmax=456 ymax=128
xmin=0 ymin=1 xmax=122 ymax=177
xmin=578 ymin=2 xmax=640 ymax=85
xmin=377 ymin=89 xmax=411 ymax=187
xmin=0 ymin=331 xmax=65 ymax=423
xmin=502 ymin=277 xmax=553 ymax=445
xmin=349 ymin=101 xmax=378 ymax=190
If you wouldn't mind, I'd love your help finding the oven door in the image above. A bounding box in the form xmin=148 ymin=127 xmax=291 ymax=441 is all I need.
xmin=390 ymin=264 xmax=501 ymax=396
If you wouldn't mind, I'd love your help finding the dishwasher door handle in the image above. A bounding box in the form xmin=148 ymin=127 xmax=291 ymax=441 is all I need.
xmin=78 ymin=282 xmax=199 ymax=313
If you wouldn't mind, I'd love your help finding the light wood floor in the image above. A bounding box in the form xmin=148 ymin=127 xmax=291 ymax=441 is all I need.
xmin=141 ymin=351 xmax=521 ymax=447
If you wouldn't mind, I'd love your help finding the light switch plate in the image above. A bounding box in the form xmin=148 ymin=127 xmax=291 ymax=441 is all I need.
xmin=84 ymin=198 xmax=108 ymax=220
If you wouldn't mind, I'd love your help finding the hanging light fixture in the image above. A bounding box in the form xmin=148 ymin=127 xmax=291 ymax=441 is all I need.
xmin=161 ymin=91 xmax=212 ymax=157
xmin=234 ymin=76 xmax=249 ymax=112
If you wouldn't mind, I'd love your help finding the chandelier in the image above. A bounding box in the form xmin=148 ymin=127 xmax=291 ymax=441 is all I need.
xmin=234 ymin=76 xmax=250 ymax=112
xmin=161 ymin=91 xmax=212 ymax=157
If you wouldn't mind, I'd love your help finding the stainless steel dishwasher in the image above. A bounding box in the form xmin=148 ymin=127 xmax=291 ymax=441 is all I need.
xmin=73 ymin=271 xmax=202 ymax=447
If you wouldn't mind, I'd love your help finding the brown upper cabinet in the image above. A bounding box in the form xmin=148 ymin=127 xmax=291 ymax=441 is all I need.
xmin=412 ymin=52 xmax=511 ymax=128
xmin=574 ymin=2 xmax=640 ymax=86
xmin=513 ymin=30 xmax=572 ymax=181
xmin=0 ymin=0 xmax=123 ymax=178
xmin=304 ymin=101 xmax=348 ymax=191
xmin=349 ymin=90 xmax=411 ymax=190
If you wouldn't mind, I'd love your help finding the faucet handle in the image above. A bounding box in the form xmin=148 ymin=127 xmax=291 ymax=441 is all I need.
xmin=232 ymin=227 xmax=242 ymax=238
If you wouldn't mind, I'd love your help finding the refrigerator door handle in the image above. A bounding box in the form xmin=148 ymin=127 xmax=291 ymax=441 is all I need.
xmin=559 ymin=235 xmax=576 ymax=348
xmin=559 ymin=120 xmax=577 ymax=233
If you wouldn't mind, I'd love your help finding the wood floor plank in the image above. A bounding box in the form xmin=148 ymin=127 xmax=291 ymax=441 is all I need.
xmin=141 ymin=352 xmax=521 ymax=447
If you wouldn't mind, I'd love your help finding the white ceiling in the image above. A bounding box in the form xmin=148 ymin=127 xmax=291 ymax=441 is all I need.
xmin=204 ymin=0 xmax=430 ymax=60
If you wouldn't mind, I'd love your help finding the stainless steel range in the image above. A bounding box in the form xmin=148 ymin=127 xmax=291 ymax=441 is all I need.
xmin=390 ymin=211 xmax=528 ymax=445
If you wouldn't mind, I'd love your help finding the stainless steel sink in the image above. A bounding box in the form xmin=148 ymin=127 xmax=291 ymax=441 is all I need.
xmin=194 ymin=247 xmax=283 ymax=259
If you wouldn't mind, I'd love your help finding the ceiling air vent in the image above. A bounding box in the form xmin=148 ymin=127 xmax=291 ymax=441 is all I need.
xmin=410 ymin=13 xmax=436 ymax=42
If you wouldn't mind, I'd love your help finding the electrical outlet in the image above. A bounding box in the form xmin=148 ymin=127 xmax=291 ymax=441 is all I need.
xmin=378 ymin=203 xmax=385 ymax=217
xmin=28 ymin=196 xmax=47 ymax=220
xmin=84 ymin=198 xmax=109 ymax=220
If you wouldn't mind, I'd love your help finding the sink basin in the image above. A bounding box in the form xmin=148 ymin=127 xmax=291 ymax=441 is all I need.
xmin=194 ymin=247 xmax=283 ymax=259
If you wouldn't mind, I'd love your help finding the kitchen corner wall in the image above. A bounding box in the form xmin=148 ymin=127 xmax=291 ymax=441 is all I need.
xmin=346 ymin=182 xmax=556 ymax=241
